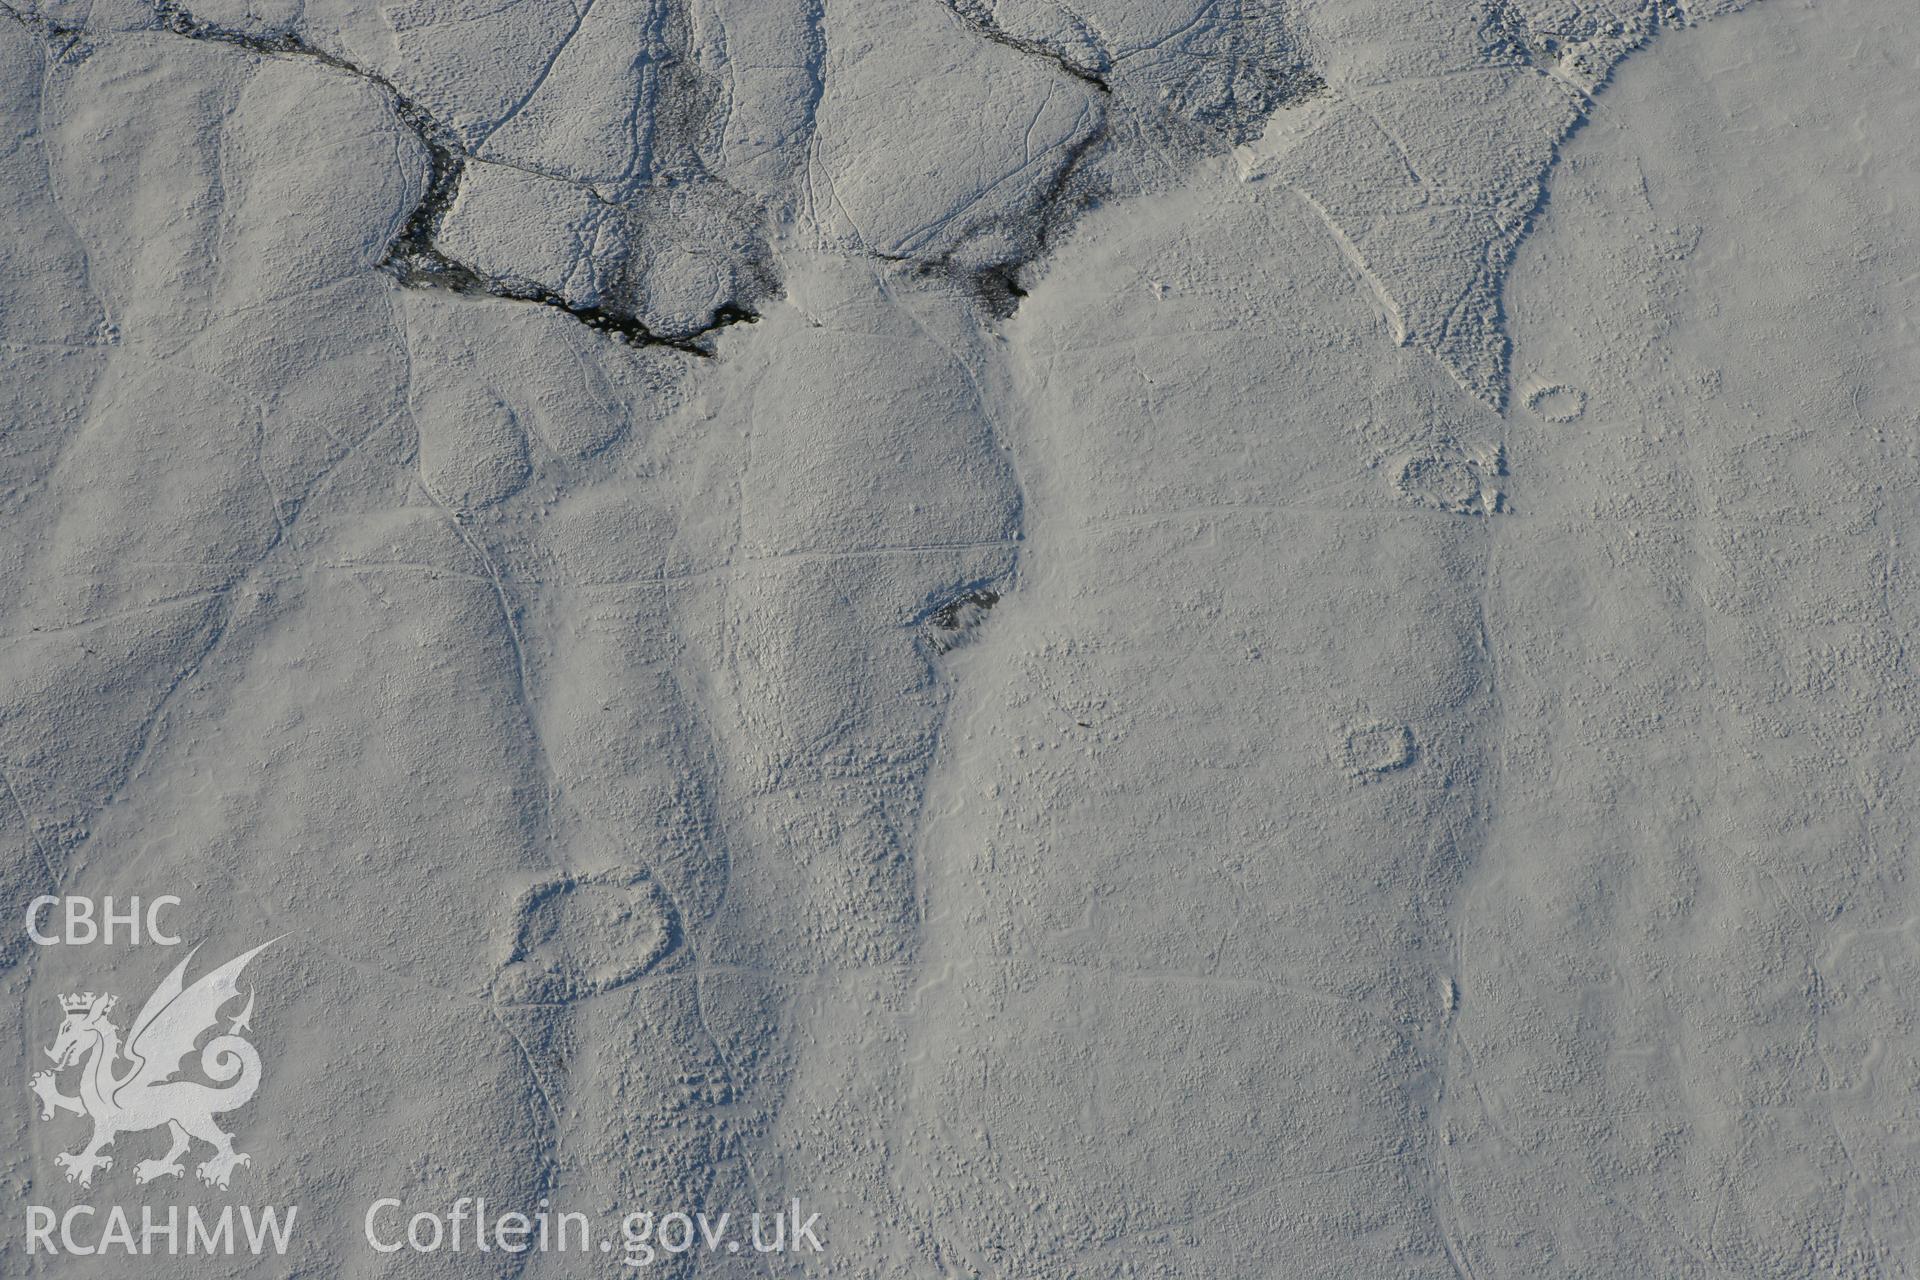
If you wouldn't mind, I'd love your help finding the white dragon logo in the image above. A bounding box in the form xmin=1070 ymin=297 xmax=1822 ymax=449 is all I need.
xmin=29 ymin=941 xmax=275 ymax=1190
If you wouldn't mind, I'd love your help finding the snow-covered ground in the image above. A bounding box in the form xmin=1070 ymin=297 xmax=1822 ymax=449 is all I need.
xmin=3 ymin=0 xmax=1915 ymax=1274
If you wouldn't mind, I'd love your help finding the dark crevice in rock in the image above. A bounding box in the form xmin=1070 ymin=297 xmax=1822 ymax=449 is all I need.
xmin=387 ymin=241 xmax=760 ymax=354
xmin=886 ymin=249 xmax=1035 ymax=322
xmin=942 ymin=1 xmax=1111 ymax=93
xmin=155 ymin=0 xmax=351 ymax=66
xmin=897 ymin=123 xmax=1107 ymax=320
xmin=980 ymin=124 xmax=1108 ymax=315
xmin=921 ymin=587 xmax=1001 ymax=654
xmin=930 ymin=589 xmax=999 ymax=629
xmin=140 ymin=0 xmax=761 ymax=354
xmin=967 ymin=263 xmax=1028 ymax=317
xmin=887 ymin=17 xmax=1327 ymax=322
